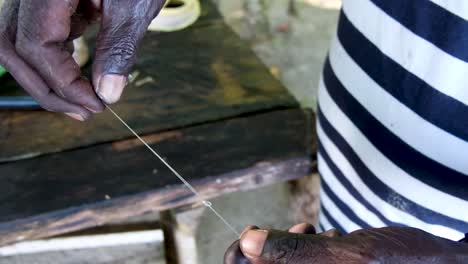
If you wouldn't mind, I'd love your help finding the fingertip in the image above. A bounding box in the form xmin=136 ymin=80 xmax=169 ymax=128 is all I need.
xmin=95 ymin=74 xmax=127 ymax=104
xmin=320 ymin=229 xmax=342 ymax=238
xmin=224 ymin=240 xmax=251 ymax=264
xmin=288 ymin=223 xmax=316 ymax=234
xmin=64 ymin=108 xmax=91 ymax=121
xmin=83 ymin=89 xmax=105 ymax=113
xmin=63 ymin=78 xmax=106 ymax=113
xmin=65 ymin=112 xmax=86 ymax=121
xmin=240 ymin=225 xmax=259 ymax=239
xmin=240 ymin=230 xmax=268 ymax=258
xmin=35 ymin=92 xmax=93 ymax=121
xmin=85 ymin=105 xmax=104 ymax=113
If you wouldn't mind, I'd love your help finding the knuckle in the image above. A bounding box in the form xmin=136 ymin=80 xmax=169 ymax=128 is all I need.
xmin=289 ymin=235 xmax=328 ymax=264
xmin=99 ymin=36 xmax=138 ymax=73
xmin=128 ymin=0 xmax=162 ymax=21
xmin=265 ymin=233 xmax=300 ymax=263
xmin=34 ymin=91 xmax=57 ymax=112
xmin=15 ymin=36 xmax=38 ymax=59
xmin=0 ymin=34 xmax=14 ymax=64
xmin=0 ymin=32 xmax=10 ymax=48
xmin=293 ymin=236 xmax=320 ymax=261
xmin=109 ymin=38 xmax=137 ymax=61
xmin=1 ymin=54 xmax=12 ymax=69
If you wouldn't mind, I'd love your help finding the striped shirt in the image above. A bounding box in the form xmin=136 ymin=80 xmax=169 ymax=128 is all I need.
xmin=318 ymin=0 xmax=468 ymax=241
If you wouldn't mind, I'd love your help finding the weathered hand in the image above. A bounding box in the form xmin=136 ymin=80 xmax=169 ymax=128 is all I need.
xmin=225 ymin=224 xmax=468 ymax=264
xmin=0 ymin=0 xmax=166 ymax=120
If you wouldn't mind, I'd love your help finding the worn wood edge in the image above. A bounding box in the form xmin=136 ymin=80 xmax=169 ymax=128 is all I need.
xmin=54 ymin=222 xmax=163 ymax=238
xmin=0 ymin=229 xmax=165 ymax=257
xmin=0 ymin=157 xmax=314 ymax=246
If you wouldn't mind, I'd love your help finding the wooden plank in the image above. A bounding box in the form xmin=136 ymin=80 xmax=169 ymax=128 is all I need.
xmin=0 ymin=109 xmax=312 ymax=220
xmin=0 ymin=157 xmax=312 ymax=246
xmin=0 ymin=229 xmax=165 ymax=264
xmin=0 ymin=109 xmax=313 ymax=223
xmin=0 ymin=243 xmax=166 ymax=264
xmin=56 ymin=222 xmax=163 ymax=238
xmin=0 ymin=0 xmax=297 ymax=162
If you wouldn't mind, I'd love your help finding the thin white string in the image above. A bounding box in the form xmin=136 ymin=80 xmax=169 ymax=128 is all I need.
xmin=106 ymin=105 xmax=240 ymax=237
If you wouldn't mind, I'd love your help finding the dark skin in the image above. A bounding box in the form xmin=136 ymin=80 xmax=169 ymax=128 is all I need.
xmin=225 ymin=224 xmax=468 ymax=264
xmin=0 ymin=0 xmax=166 ymax=121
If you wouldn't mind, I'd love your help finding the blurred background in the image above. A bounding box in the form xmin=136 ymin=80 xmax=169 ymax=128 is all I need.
xmin=215 ymin=0 xmax=340 ymax=109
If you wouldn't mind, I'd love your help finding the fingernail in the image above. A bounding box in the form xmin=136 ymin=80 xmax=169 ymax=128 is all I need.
xmin=96 ymin=74 xmax=126 ymax=104
xmin=84 ymin=106 xmax=100 ymax=114
xmin=65 ymin=113 xmax=85 ymax=121
xmin=240 ymin=225 xmax=259 ymax=239
xmin=321 ymin=229 xmax=342 ymax=238
xmin=289 ymin=223 xmax=316 ymax=234
xmin=240 ymin=230 xmax=268 ymax=257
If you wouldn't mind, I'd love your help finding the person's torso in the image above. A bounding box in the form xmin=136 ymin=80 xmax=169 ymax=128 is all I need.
xmin=317 ymin=0 xmax=468 ymax=240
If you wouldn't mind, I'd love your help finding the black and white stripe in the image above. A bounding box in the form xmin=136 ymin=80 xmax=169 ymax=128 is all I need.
xmin=318 ymin=0 xmax=468 ymax=241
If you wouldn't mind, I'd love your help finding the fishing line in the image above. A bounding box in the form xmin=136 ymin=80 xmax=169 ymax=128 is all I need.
xmin=106 ymin=105 xmax=241 ymax=237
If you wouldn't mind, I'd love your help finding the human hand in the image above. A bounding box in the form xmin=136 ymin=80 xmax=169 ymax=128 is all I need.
xmin=0 ymin=0 xmax=166 ymax=120
xmin=224 ymin=224 xmax=468 ymax=264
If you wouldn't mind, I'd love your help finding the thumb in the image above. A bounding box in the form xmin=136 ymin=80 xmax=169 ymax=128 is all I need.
xmin=239 ymin=229 xmax=325 ymax=264
xmin=92 ymin=0 xmax=166 ymax=104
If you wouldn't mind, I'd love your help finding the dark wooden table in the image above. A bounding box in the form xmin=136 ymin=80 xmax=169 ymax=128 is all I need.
xmin=0 ymin=0 xmax=315 ymax=246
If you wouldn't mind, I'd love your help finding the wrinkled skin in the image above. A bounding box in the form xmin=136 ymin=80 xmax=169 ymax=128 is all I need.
xmin=225 ymin=224 xmax=468 ymax=264
xmin=0 ymin=0 xmax=166 ymax=120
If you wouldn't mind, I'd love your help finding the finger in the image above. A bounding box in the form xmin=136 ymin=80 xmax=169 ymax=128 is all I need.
xmin=240 ymin=225 xmax=259 ymax=238
xmin=0 ymin=0 xmax=89 ymax=120
xmin=320 ymin=229 xmax=342 ymax=238
xmin=239 ymin=229 xmax=322 ymax=264
xmin=288 ymin=223 xmax=316 ymax=234
xmin=225 ymin=225 xmax=258 ymax=264
xmin=224 ymin=240 xmax=251 ymax=264
xmin=0 ymin=0 xmax=20 ymax=40
xmin=0 ymin=46 xmax=91 ymax=120
xmin=15 ymin=0 xmax=104 ymax=113
xmin=69 ymin=1 xmax=101 ymax=40
xmin=92 ymin=0 xmax=166 ymax=104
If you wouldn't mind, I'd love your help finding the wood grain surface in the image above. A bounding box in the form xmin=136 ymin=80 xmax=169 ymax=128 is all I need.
xmin=0 ymin=0 xmax=297 ymax=162
xmin=0 ymin=109 xmax=313 ymax=223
